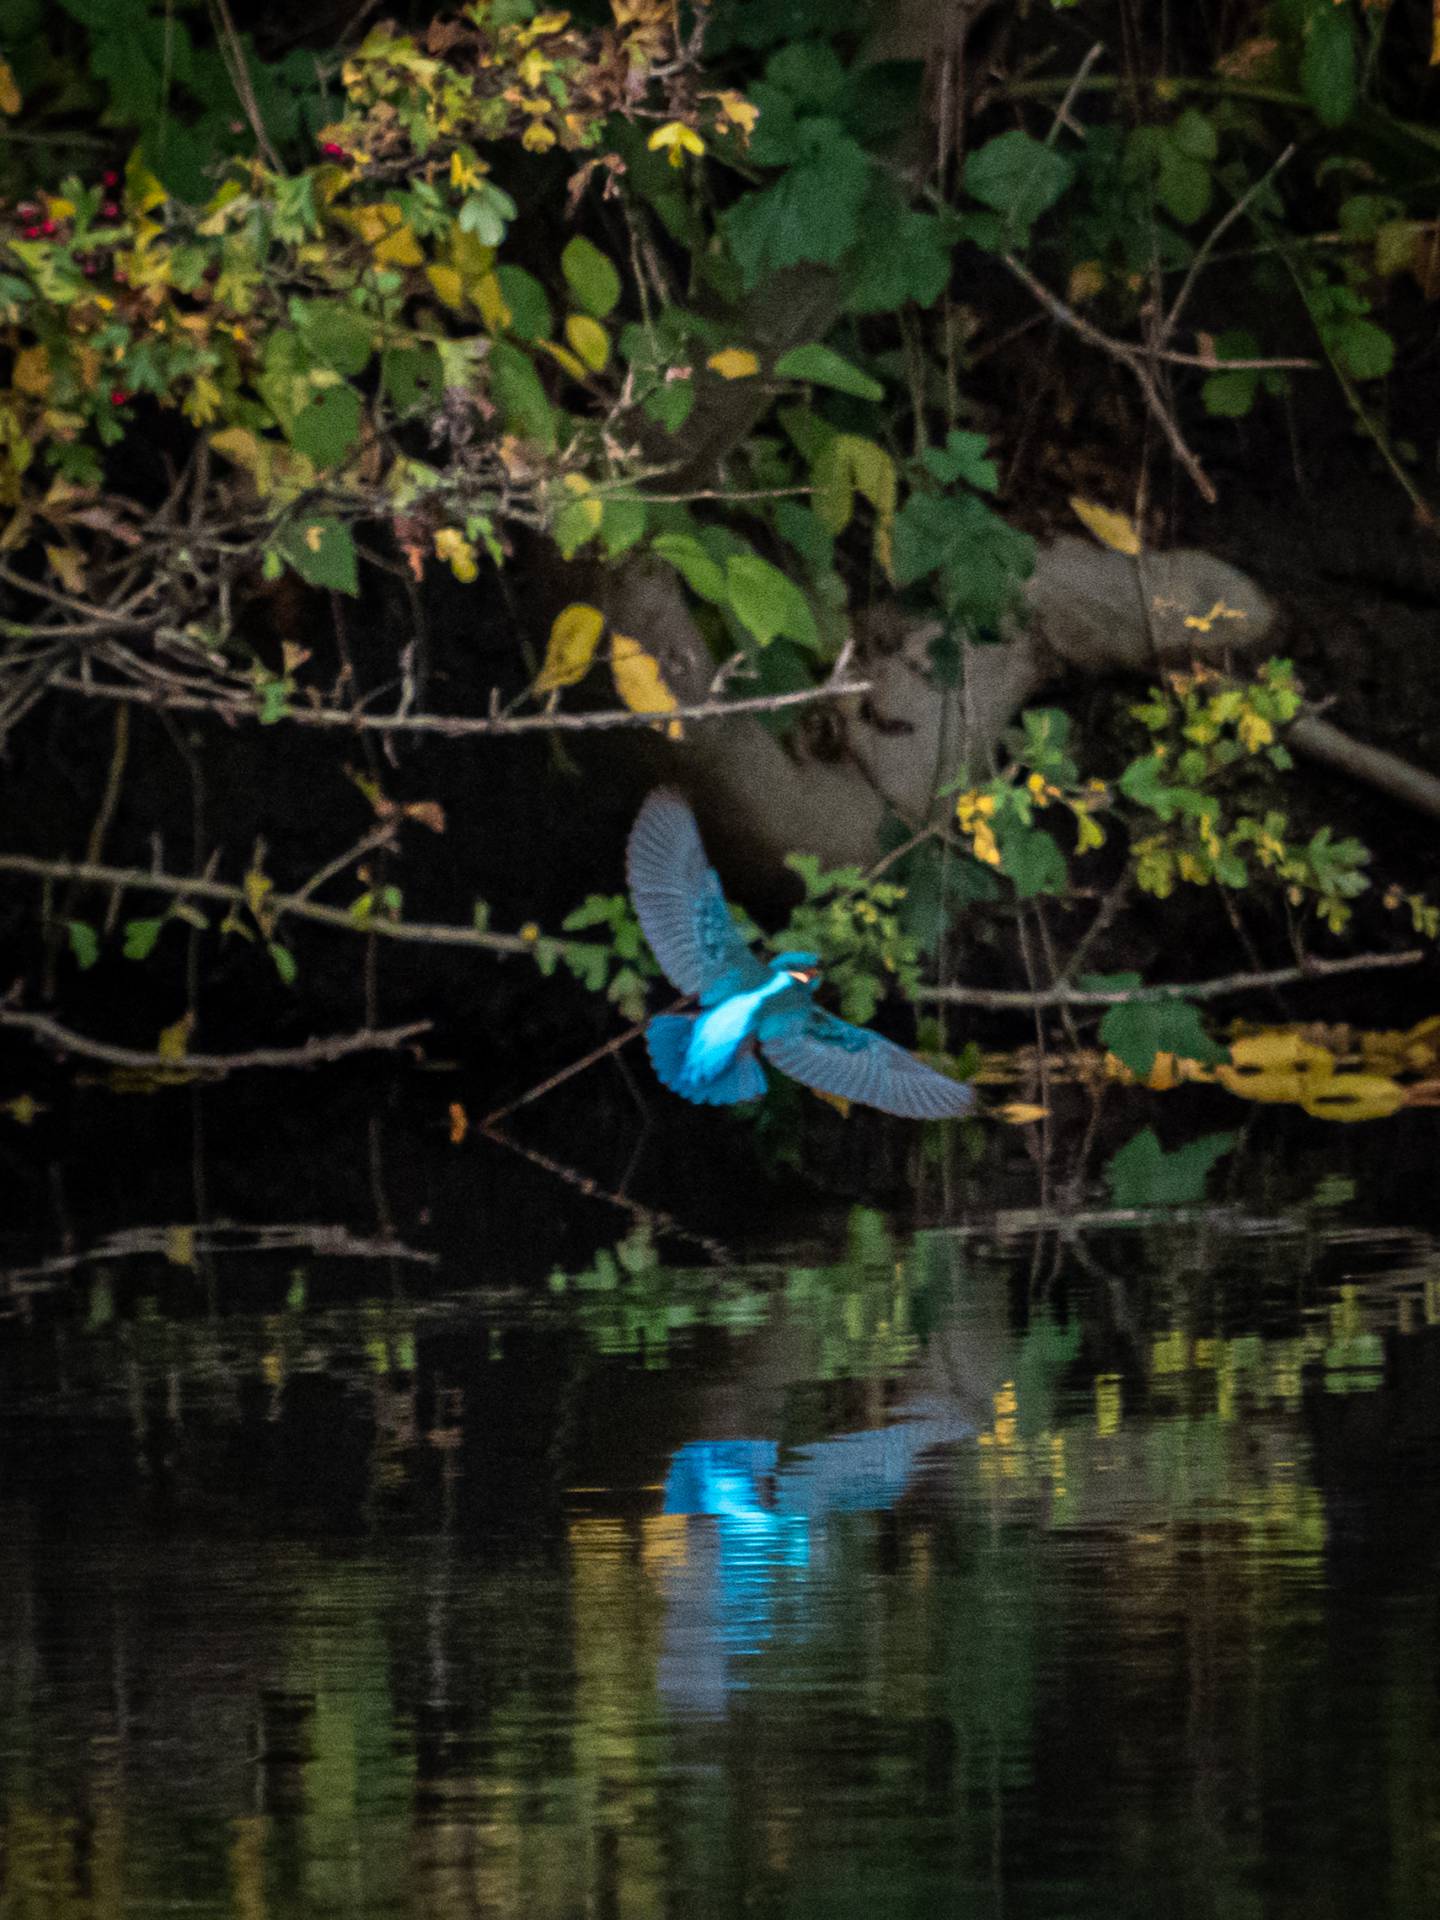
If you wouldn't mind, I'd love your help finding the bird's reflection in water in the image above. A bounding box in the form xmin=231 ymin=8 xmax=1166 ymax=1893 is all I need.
xmin=657 ymin=1401 xmax=973 ymax=1714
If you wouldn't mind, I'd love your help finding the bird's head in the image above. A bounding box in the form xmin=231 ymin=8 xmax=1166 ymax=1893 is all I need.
xmin=769 ymin=949 xmax=822 ymax=989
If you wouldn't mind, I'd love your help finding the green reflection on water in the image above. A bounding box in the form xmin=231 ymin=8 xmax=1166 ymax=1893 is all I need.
xmin=3 ymin=1200 xmax=1440 ymax=1916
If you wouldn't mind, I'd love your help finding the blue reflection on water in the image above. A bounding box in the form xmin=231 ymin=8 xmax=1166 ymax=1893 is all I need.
xmin=658 ymin=1402 xmax=973 ymax=1712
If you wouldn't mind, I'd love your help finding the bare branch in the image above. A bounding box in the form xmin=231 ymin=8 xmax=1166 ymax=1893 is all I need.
xmin=0 ymin=1006 xmax=432 ymax=1076
xmin=918 ymin=947 xmax=1426 ymax=1009
xmin=3 ymin=1222 xmax=437 ymax=1293
xmin=45 ymin=674 xmax=874 ymax=736
xmin=0 ymin=851 xmax=579 ymax=957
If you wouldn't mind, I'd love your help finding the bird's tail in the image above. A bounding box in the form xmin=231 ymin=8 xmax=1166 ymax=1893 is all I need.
xmin=645 ymin=1015 xmax=768 ymax=1105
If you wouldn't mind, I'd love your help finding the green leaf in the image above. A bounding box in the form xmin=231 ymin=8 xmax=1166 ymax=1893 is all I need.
xmin=1099 ymin=997 xmax=1230 ymax=1078
xmin=774 ymin=342 xmax=883 ymax=400
xmin=382 ymin=344 xmax=445 ymax=413
xmin=1105 ymin=1128 xmax=1239 ymax=1208
xmin=962 ymin=130 xmax=1075 ymax=241
xmin=843 ymin=201 xmax=953 ymax=313
xmin=288 ymin=383 xmax=361 ymax=469
xmin=278 ymin=516 xmax=359 ymax=595
xmin=652 ymin=532 xmax=727 ymax=602
xmin=123 ymin=916 xmax=165 ymax=961
xmin=561 ymin=235 xmax=621 ymax=318
xmin=66 ymin=919 xmax=100 ymax=970
xmin=267 ymin=941 xmax=297 ymax=986
xmin=495 ymin=265 xmax=553 ymax=341
xmin=1169 ymin=108 xmax=1218 ymax=163
xmin=997 ymin=824 xmax=1068 ymax=897
xmin=722 ymin=120 xmax=871 ymax=285
xmin=1301 ymin=0 xmax=1356 ymax=128
xmin=1157 ymin=146 xmax=1211 ymax=225
xmin=599 ymin=496 xmax=648 ymax=559
xmin=724 ymin=552 xmax=819 ymax=649
xmin=491 ymin=341 xmax=556 ymax=449
xmin=1329 ymin=316 xmax=1393 ymax=381
xmin=642 ymin=379 xmax=694 ymax=432
xmin=292 ymin=300 xmax=373 ymax=377
xmin=919 ymin=430 xmax=998 ymax=492
xmin=554 ymin=495 xmax=602 ymax=559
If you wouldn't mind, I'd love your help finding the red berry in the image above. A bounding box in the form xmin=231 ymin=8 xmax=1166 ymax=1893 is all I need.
xmin=102 ymin=170 xmax=120 ymax=188
xmin=101 ymin=202 xmax=120 ymax=220
xmin=40 ymin=218 xmax=57 ymax=236
xmin=23 ymin=225 xmax=42 ymax=240
xmin=320 ymin=140 xmax=346 ymax=159
xmin=113 ymin=269 xmax=128 ymax=284
xmin=81 ymin=260 xmax=98 ymax=277
xmin=110 ymin=389 xmax=130 ymax=407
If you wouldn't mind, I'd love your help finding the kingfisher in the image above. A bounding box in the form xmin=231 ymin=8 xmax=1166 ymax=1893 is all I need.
xmin=627 ymin=787 xmax=975 ymax=1119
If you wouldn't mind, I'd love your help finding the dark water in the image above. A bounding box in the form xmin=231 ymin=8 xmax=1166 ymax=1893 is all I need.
xmin=4 ymin=1116 xmax=1440 ymax=1917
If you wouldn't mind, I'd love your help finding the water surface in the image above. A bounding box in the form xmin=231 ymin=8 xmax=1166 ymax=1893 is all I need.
xmin=3 ymin=1126 xmax=1440 ymax=1918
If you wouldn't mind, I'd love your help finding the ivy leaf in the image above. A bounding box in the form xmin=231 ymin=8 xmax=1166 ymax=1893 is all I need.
xmin=774 ymin=342 xmax=883 ymax=400
xmin=1100 ymin=997 xmax=1230 ymax=1078
xmin=842 ymin=195 xmax=953 ymax=313
xmin=278 ymin=516 xmax=358 ymax=595
xmin=722 ymin=119 xmax=871 ymax=285
xmin=725 ymin=552 xmax=819 ymax=649
xmin=920 ymin=430 xmax=998 ymax=492
xmin=1105 ymin=1128 xmax=1239 ymax=1208
xmin=963 ymin=130 xmax=1075 ymax=242
xmin=561 ymin=235 xmax=621 ymax=318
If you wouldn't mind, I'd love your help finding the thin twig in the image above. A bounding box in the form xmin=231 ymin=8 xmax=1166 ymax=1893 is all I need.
xmin=919 ymin=948 xmax=1426 ymax=1009
xmin=46 ymin=675 xmax=874 ymax=736
xmin=3 ymin=1222 xmax=436 ymax=1292
xmin=479 ymin=993 xmax=691 ymax=1131
xmin=1161 ymin=143 xmax=1297 ymax=349
xmin=0 ymin=852 xmax=592 ymax=959
xmin=0 ymin=1007 xmax=431 ymax=1076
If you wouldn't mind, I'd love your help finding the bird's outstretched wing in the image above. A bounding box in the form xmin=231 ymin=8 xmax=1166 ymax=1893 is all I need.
xmin=627 ymin=788 xmax=768 ymax=1002
xmin=759 ymin=1005 xmax=975 ymax=1120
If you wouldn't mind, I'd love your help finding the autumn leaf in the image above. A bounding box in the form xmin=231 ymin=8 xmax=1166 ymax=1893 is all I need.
xmin=564 ymin=313 xmax=609 ymax=372
xmin=0 ymin=58 xmax=21 ymax=115
xmin=448 ymin=1101 xmax=469 ymax=1145
xmin=708 ymin=347 xmax=760 ymax=379
xmin=157 ymin=1012 xmax=194 ymax=1061
xmin=611 ymin=632 xmax=682 ymax=736
xmin=535 ymin=602 xmax=604 ymax=692
xmin=1069 ymin=496 xmax=1142 ymax=556
xmin=648 ymin=121 xmax=705 ymax=168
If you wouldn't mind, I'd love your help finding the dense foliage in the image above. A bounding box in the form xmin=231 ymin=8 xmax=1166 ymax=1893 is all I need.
xmin=3 ymin=0 xmax=1440 ymax=1094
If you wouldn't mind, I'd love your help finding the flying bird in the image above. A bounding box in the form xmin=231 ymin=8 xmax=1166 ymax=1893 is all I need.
xmin=626 ymin=788 xmax=975 ymax=1119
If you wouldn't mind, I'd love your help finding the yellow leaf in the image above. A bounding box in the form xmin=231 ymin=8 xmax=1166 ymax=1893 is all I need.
xmin=1069 ymin=495 xmax=1142 ymax=556
xmin=183 ymin=374 xmax=223 ymax=426
xmin=1075 ymin=809 xmax=1105 ymax=852
xmin=521 ymin=120 xmax=558 ymax=152
xmin=708 ymin=347 xmax=760 ymax=379
xmin=709 ymin=88 xmax=759 ymax=137
xmin=474 ymin=271 xmax=511 ymax=332
xmin=648 ymin=121 xmax=705 ymax=167
xmin=209 ymin=425 xmax=272 ymax=495
xmin=813 ymin=434 xmax=896 ymax=575
xmin=534 ymin=602 xmax=605 ymax=693
xmin=1216 ymin=1030 xmax=1335 ymax=1105
xmin=13 ymin=345 xmax=51 ymax=397
xmin=158 ymin=1012 xmax=193 ymax=1061
xmin=611 ymin=632 xmax=681 ymax=735
xmin=243 ymin=866 xmax=273 ymax=930
xmin=0 ymin=58 xmax=21 ymax=116
xmin=1300 ymin=1072 xmax=1408 ymax=1124
xmin=434 ymin=526 xmax=479 ymax=582
xmin=374 ymin=223 xmax=424 ymax=268
xmin=539 ymin=339 xmax=590 ymax=382
xmin=45 ymin=544 xmax=86 ymax=594
xmin=1067 ymin=259 xmax=1105 ymax=304
xmin=164 ymin=1224 xmax=196 ymax=1268
xmin=426 ymin=263 xmax=465 ymax=310
xmin=3 ymin=1093 xmax=40 ymax=1126
xmin=564 ymin=312 xmax=609 ymax=372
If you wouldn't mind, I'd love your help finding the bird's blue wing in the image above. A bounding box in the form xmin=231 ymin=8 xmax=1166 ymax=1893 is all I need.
xmin=759 ymin=1005 xmax=975 ymax=1120
xmin=627 ymin=787 xmax=768 ymax=1002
